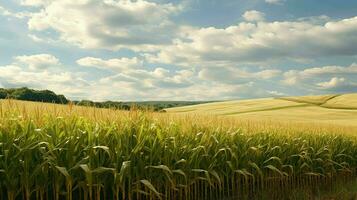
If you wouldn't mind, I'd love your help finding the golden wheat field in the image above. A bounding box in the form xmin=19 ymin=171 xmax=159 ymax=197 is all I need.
xmin=166 ymin=93 xmax=357 ymax=127
xmin=1 ymin=98 xmax=357 ymax=200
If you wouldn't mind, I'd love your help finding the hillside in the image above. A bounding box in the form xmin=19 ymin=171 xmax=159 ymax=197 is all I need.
xmin=165 ymin=93 xmax=357 ymax=126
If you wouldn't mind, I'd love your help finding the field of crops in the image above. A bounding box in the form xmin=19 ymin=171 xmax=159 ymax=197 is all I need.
xmin=1 ymin=99 xmax=357 ymax=199
xmin=166 ymin=93 xmax=357 ymax=126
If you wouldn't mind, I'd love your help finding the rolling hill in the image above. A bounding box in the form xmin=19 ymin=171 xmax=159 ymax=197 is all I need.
xmin=165 ymin=93 xmax=357 ymax=126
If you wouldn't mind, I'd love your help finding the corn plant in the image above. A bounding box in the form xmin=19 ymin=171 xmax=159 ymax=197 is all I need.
xmin=0 ymin=101 xmax=356 ymax=199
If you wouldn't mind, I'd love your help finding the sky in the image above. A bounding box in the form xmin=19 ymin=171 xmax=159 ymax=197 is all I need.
xmin=0 ymin=0 xmax=357 ymax=101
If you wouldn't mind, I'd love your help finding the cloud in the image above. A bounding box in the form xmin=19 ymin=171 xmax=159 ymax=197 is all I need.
xmin=148 ymin=16 xmax=357 ymax=67
xmin=198 ymin=67 xmax=281 ymax=84
xmin=0 ymin=65 xmax=75 ymax=85
xmin=77 ymin=56 xmax=195 ymax=88
xmin=18 ymin=2 xmax=357 ymax=71
xmin=297 ymin=15 xmax=331 ymax=24
xmin=242 ymin=10 xmax=265 ymax=22
xmin=265 ymin=0 xmax=284 ymax=5
xmin=255 ymin=69 xmax=282 ymax=79
xmin=26 ymin=0 xmax=182 ymax=51
xmin=316 ymin=77 xmax=346 ymax=89
xmin=20 ymin=0 xmax=51 ymax=7
xmin=28 ymin=34 xmax=45 ymax=42
xmin=76 ymin=56 xmax=193 ymax=88
xmin=15 ymin=54 xmax=60 ymax=70
xmin=283 ymin=63 xmax=357 ymax=85
xmin=100 ymin=67 xmax=195 ymax=89
xmin=280 ymin=63 xmax=357 ymax=94
xmin=268 ymin=90 xmax=285 ymax=96
xmin=87 ymin=66 xmax=197 ymax=100
xmin=0 ymin=54 xmax=90 ymax=98
xmin=0 ymin=55 xmax=289 ymax=101
xmin=0 ymin=5 xmax=29 ymax=19
xmin=77 ymin=57 xmax=143 ymax=72
xmin=0 ymin=65 xmax=89 ymax=95
xmin=0 ymin=54 xmax=90 ymax=99
xmin=316 ymin=77 xmax=357 ymax=92
xmin=76 ymin=55 xmax=196 ymax=99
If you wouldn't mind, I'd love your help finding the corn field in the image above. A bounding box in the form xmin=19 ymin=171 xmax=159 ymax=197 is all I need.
xmin=0 ymin=100 xmax=357 ymax=199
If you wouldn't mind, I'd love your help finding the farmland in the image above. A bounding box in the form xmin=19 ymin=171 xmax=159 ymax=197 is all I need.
xmin=166 ymin=93 xmax=357 ymax=126
xmin=0 ymin=97 xmax=357 ymax=199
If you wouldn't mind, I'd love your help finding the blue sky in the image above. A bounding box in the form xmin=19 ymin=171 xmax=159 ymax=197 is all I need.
xmin=0 ymin=0 xmax=357 ymax=101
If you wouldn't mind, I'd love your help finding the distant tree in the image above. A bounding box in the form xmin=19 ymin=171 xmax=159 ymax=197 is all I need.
xmin=2 ymin=87 xmax=69 ymax=104
xmin=57 ymin=95 xmax=69 ymax=104
xmin=77 ymin=100 xmax=95 ymax=107
xmin=0 ymin=89 xmax=8 ymax=99
xmin=8 ymin=87 xmax=34 ymax=100
xmin=120 ymin=104 xmax=131 ymax=110
xmin=0 ymin=87 xmax=211 ymax=111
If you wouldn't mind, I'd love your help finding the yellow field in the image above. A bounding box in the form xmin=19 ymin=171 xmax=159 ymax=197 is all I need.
xmin=322 ymin=93 xmax=357 ymax=109
xmin=1 ymin=98 xmax=356 ymax=135
xmin=1 ymin=98 xmax=357 ymax=199
xmin=165 ymin=93 xmax=357 ymax=126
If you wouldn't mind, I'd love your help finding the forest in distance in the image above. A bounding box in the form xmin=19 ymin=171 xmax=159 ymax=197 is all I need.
xmin=0 ymin=87 xmax=212 ymax=111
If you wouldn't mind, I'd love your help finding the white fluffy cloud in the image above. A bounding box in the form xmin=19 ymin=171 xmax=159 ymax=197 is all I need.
xmin=15 ymin=54 xmax=60 ymax=70
xmin=77 ymin=57 xmax=143 ymax=72
xmin=3 ymin=1 xmax=357 ymax=100
xmin=198 ymin=67 xmax=281 ymax=84
xmin=316 ymin=77 xmax=357 ymax=92
xmin=18 ymin=2 xmax=357 ymax=72
xmin=317 ymin=77 xmax=346 ymax=89
xmin=76 ymin=56 xmax=194 ymax=87
xmin=242 ymin=10 xmax=265 ymax=22
xmin=23 ymin=1 xmax=357 ymax=66
xmin=283 ymin=63 xmax=357 ymax=85
xmin=148 ymin=16 xmax=357 ymax=67
xmin=0 ymin=65 xmax=76 ymax=85
xmin=0 ymin=54 xmax=90 ymax=99
xmin=280 ymin=63 xmax=357 ymax=94
xmin=0 ymin=64 xmax=89 ymax=97
xmin=27 ymin=0 xmax=182 ymax=51
xmin=0 ymin=54 xmax=290 ymax=100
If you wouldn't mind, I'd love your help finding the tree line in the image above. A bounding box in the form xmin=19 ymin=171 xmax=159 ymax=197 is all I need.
xmin=0 ymin=87 xmax=212 ymax=111
xmin=0 ymin=87 xmax=68 ymax=104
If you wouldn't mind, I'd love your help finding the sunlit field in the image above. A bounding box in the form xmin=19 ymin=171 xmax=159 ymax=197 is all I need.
xmin=0 ymin=99 xmax=357 ymax=200
xmin=166 ymin=93 xmax=357 ymax=127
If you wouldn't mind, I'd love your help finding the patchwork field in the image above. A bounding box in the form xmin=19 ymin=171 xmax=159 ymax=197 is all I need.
xmin=165 ymin=93 xmax=357 ymax=126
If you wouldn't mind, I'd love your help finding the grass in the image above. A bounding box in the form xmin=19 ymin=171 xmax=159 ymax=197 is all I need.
xmin=1 ymin=99 xmax=357 ymax=199
xmin=166 ymin=93 xmax=357 ymax=126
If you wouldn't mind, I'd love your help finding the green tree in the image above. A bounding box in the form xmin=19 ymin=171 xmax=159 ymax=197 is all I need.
xmin=0 ymin=88 xmax=8 ymax=99
xmin=4 ymin=87 xmax=69 ymax=104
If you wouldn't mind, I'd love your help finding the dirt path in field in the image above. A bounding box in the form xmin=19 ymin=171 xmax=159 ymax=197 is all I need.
xmin=278 ymin=94 xmax=357 ymax=110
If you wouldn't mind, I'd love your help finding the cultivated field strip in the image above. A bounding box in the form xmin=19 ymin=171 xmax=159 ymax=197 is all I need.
xmin=166 ymin=93 xmax=357 ymax=126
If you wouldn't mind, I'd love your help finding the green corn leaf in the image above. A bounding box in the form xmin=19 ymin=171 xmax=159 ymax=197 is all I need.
xmin=264 ymin=165 xmax=284 ymax=177
xmin=79 ymin=164 xmax=91 ymax=174
xmin=147 ymin=165 xmax=173 ymax=176
xmin=55 ymin=166 xmax=70 ymax=179
xmin=172 ymin=169 xmax=186 ymax=179
xmin=92 ymin=145 xmax=110 ymax=155
xmin=92 ymin=167 xmax=115 ymax=174
xmin=140 ymin=179 xmax=162 ymax=199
